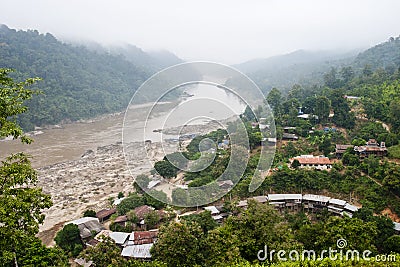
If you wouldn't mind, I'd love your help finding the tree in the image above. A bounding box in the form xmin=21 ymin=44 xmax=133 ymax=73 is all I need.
xmin=83 ymin=209 xmax=97 ymax=217
xmin=0 ymin=68 xmax=57 ymax=265
xmin=54 ymin=224 xmax=83 ymax=257
xmin=151 ymin=221 xmax=206 ymax=266
xmin=117 ymin=193 xmax=145 ymax=215
xmin=319 ymin=136 xmax=333 ymax=156
xmin=314 ymin=96 xmax=331 ymax=122
xmin=389 ymin=100 xmax=400 ymax=133
xmin=266 ymin=88 xmax=282 ymax=116
xmin=181 ymin=211 xmax=217 ymax=234
xmin=79 ymin=236 xmax=126 ymax=267
xmin=154 ymin=160 xmax=178 ymax=178
xmin=14 ymin=236 xmax=68 ymax=266
xmin=383 ymin=235 xmax=400 ymax=253
xmin=225 ymin=200 xmax=298 ymax=261
xmin=171 ymin=188 xmax=189 ymax=206
xmin=144 ymin=190 xmax=168 ymax=209
xmin=340 ymin=66 xmax=355 ymax=84
xmin=329 ymin=89 xmax=355 ymax=129
xmin=324 ymin=67 xmax=341 ymax=88
xmin=291 ymin=159 xmax=301 ymax=169
xmin=144 ymin=210 xmax=160 ymax=230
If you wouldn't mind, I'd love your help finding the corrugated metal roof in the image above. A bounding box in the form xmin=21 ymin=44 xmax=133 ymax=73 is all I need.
xmin=329 ymin=199 xmax=347 ymax=206
xmin=212 ymin=215 xmax=223 ymax=220
xmin=344 ymin=203 xmax=359 ymax=212
xmin=268 ymin=194 xmax=302 ymax=201
xmin=394 ymin=222 xmax=400 ymax=231
xmin=303 ymin=194 xmax=331 ymax=203
xmin=204 ymin=206 xmax=220 ymax=214
xmin=96 ymin=208 xmax=116 ymax=219
xmin=66 ymin=217 xmax=100 ymax=226
xmin=121 ymin=244 xmax=153 ymax=258
xmin=328 ymin=206 xmax=343 ymax=212
xmin=110 ymin=232 xmax=130 ymax=245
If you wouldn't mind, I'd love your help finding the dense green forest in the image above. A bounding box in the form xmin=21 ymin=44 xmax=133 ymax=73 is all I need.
xmin=0 ymin=25 xmax=181 ymax=130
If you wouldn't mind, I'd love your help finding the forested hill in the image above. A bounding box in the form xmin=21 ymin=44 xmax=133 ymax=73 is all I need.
xmin=237 ymin=36 xmax=400 ymax=95
xmin=353 ymin=36 xmax=400 ymax=71
xmin=0 ymin=25 xmax=181 ymax=130
xmin=235 ymin=50 xmax=358 ymax=93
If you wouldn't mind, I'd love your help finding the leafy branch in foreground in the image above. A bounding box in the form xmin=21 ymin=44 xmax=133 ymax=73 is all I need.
xmin=0 ymin=68 xmax=67 ymax=265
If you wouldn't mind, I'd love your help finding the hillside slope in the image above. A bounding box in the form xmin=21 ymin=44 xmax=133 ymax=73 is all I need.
xmin=0 ymin=25 xmax=181 ymax=130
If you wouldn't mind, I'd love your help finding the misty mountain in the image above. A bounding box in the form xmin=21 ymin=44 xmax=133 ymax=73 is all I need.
xmin=353 ymin=36 xmax=400 ymax=71
xmin=0 ymin=25 xmax=182 ymax=130
xmin=235 ymin=50 xmax=358 ymax=93
xmin=105 ymin=44 xmax=182 ymax=71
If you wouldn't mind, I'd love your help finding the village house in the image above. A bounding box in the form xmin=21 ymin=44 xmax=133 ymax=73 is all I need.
xmin=114 ymin=215 xmax=128 ymax=227
xmin=268 ymin=194 xmax=302 ymax=211
xmin=121 ymin=230 xmax=158 ymax=260
xmin=354 ymin=139 xmax=388 ymax=158
xmin=335 ymin=144 xmax=353 ymax=159
xmin=302 ymin=194 xmax=331 ymax=212
xmin=290 ymin=155 xmax=332 ymax=170
xmin=96 ymin=208 xmax=116 ymax=223
xmin=65 ymin=217 xmax=104 ymax=240
xmin=327 ymin=198 xmax=347 ymax=215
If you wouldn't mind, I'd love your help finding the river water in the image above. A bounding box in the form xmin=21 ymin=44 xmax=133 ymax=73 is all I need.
xmin=0 ymin=83 xmax=246 ymax=167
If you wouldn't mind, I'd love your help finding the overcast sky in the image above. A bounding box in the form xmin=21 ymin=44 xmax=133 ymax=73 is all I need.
xmin=2 ymin=0 xmax=400 ymax=64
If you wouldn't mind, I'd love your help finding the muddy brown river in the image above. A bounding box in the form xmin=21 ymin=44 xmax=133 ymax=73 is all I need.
xmin=0 ymin=84 xmax=246 ymax=168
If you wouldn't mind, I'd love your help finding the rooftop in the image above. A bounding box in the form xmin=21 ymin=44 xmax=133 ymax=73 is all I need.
xmin=268 ymin=194 xmax=302 ymax=201
xmin=291 ymin=155 xmax=331 ymax=165
xmin=204 ymin=206 xmax=220 ymax=215
xmin=329 ymin=198 xmax=347 ymax=206
xmin=96 ymin=208 xmax=116 ymax=219
xmin=121 ymin=243 xmax=153 ymax=258
xmin=302 ymin=194 xmax=331 ymax=203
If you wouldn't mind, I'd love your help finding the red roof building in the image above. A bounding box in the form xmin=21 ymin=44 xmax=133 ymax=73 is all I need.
xmin=290 ymin=155 xmax=332 ymax=170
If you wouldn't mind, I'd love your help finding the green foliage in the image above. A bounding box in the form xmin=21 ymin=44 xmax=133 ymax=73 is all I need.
xmin=314 ymin=96 xmax=331 ymax=122
xmin=13 ymin=235 xmax=68 ymax=266
xmin=224 ymin=200 xmax=298 ymax=261
xmin=83 ymin=209 xmax=97 ymax=217
xmin=297 ymin=216 xmax=378 ymax=253
xmin=329 ymin=89 xmax=355 ymax=129
xmin=0 ymin=68 xmax=38 ymax=142
xmin=79 ymin=236 xmax=126 ymax=267
xmin=0 ymin=27 xmax=149 ymax=130
xmin=342 ymin=152 xmax=359 ymax=166
xmin=144 ymin=190 xmax=168 ymax=209
xmin=0 ymin=68 xmax=55 ymax=265
xmin=144 ymin=210 xmax=160 ymax=229
xmin=117 ymin=193 xmax=145 ymax=215
xmin=151 ymin=221 xmax=206 ymax=266
xmin=383 ymin=235 xmax=400 ymax=253
xmin=181 ymin=210 xmax=218 ymax=234
xmin=134 ymin=174 xmax=150 ymax=193
xmin=266 ymin=88 xmax=283 ymax=116
xmin=154 ymin=160 xmax=178 ymax=179
xmin=291 ymin=159 xmax=300 ymax=169
xmin=388 ymin=144 xmax=400 ymax=158
xmin=54 ymin=223 xmax=83 ymax=257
